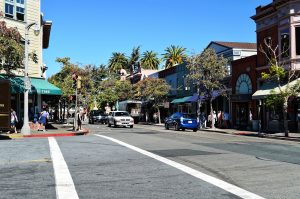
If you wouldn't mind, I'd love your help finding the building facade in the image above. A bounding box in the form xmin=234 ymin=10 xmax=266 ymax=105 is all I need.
xmin=0 ymin=0 xmax=61 ymax=124
xmin=251 ymin=0 xmax=300 ymax=132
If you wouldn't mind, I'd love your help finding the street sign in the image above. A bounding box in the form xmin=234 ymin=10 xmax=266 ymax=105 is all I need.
xmin=24 ymin=76 xmax=31 ymax=90
xmin=0 ymin=80 xmax=11 ymax=130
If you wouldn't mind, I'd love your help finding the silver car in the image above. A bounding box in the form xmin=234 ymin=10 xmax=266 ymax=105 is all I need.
xmin=107 ymin=111 xmax=134 ymax=128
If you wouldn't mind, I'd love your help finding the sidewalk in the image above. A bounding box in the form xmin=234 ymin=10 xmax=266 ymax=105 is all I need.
xmin=139 ymin=122 xmax=300 ymax=142
xmin=0 ymin=122 xmax=89 ymax=139
xmin=200 ymin=127 xmax=300 ymax=142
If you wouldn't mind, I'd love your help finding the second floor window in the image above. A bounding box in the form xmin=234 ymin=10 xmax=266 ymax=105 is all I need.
xmin=5 ymin=2 xmax=14 ymax=18
xmin=4 ymin=0 xmax=25 ymax=21
xmin=280 ymin=28 xmax=290 ymax=58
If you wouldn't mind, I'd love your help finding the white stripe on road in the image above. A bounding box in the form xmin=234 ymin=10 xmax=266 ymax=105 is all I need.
xmin=95 ymin=134 xmax=265 ymax=199
xmin=48 ymin=137 xmax=79 ymax=199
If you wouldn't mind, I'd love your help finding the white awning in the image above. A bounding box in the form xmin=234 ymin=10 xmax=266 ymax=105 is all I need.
xmin=252 ymin=78 xmax=300 ymax=100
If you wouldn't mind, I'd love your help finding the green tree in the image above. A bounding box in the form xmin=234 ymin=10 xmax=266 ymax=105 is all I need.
xmin=96 ymin=79 xmax=133 ymax=109
xmin=162 ymin=45 xmax=187 ymax=69
xmin=48 ymin=57 xmax=82 ymax=118
xmin=141 ymin=50 xmax=160 ymax=70
xmin=108 ymin=52 xmax=128 ymax=73
xmin=187 ymin=48 xmax=228 ymax=129
xmin=135 ymin=78 xmax=170 ymax=123
xmin=0 ymin=20 xmax=23 ymax=75
xmin=128 ymin=46 xmax=141 ymax=69
xmin=260 ymin=39 xmax=300 ymax=137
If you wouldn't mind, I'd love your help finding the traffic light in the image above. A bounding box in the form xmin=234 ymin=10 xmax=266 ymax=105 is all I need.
xmin=77 ymin=76 xmax=82 ymax=89
xmin=72 ymin=73 xmax=78 ymax=88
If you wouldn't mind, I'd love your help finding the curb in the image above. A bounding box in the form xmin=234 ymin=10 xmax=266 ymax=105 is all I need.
xmin=5 ymin=129 xmax=89 ymax=139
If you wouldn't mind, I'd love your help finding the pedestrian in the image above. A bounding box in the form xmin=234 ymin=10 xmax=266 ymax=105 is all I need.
xmin=10 ymin=108 xmax=18 ymax=134
xmin=38 ymin=107 xmax=49 ymax=132
xmin=77 ymin=110 xmax=82 ymax=131
xmin=200 ymin=112 xmax=206 ymax=129
xmin=223 ymin=112 xmax=229 ymax=129
xmin=213 ymin=111 xmax=217 ymax=127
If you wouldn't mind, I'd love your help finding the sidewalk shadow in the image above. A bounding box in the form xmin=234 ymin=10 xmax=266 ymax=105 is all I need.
xmin=0 ymin=135 xmax=12 ymax=140
xmin=45 ymin=123 xmax=58 ymax=130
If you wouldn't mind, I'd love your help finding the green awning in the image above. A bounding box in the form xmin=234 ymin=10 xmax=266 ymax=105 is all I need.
xmin=0 ymin=75 xmax=62 ymax=95
xmin=30 ymin=78 xmax=62 ymax=95
xmin=171 ymin=96 xmax=193 ymax=103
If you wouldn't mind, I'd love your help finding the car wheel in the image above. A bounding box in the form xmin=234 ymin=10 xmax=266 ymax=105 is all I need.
xmin=193 ymin=128 xmax=197 ymax=132
xmin=130 ymin=125 xmax=133 ymax=128
xmin=165 ymin=124 xmax=169 ymax=130
xmin=182 ymin=128 xmax=185 ymax=131
xmin=175 ymin=123 xmax=180 ymax=131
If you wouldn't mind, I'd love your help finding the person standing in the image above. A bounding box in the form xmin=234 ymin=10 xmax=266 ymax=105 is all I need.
xmin=77 ymin=110 xmax=82 ymax=131
xmin=38 ymin=108 xmax=49 ymax=132
xmin=10 ymin=109 xmax=18 ymax=134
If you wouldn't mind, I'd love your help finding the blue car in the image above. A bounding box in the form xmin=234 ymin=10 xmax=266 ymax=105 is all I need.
xmin=165 ymin=112 xmax=198 ymax=132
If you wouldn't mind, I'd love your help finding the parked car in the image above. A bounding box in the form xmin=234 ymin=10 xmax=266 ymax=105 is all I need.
xmin=165 ymin=112 xmax=198 ymax=132
xmin=107 ymin=111 xmax=134 ymax=128
xmin=89 ymin=110 xmax=108 ymax=124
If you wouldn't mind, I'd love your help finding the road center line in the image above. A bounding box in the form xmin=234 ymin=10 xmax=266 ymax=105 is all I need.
xmin=95 ymin=134 xmax=265 ymax=199
xmin=48 ymin=137 xmax=79 ymax=199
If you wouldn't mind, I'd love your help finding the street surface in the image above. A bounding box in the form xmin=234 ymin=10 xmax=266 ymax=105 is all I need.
xmin=1 ymin=124 xmax=300 ymax=199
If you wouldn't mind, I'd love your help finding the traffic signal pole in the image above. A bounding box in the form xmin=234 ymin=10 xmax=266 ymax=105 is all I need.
xmin=75 ymin=86 xmax=78 ymax=131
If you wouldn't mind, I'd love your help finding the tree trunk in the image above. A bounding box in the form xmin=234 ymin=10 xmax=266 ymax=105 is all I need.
xmin=157 ymin=107 xmax=161 ymax=124
xmin=283 ymin=100 xmax=289 ymax=137
xmin=197 ymin=87 xmax=201 ymax=128
xmin=210 ymin=98 xmax=215 ymax=129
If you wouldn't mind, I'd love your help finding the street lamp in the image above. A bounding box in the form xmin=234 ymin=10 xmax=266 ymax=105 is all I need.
xmin=21 ymin=22 xmax=40 ymax=135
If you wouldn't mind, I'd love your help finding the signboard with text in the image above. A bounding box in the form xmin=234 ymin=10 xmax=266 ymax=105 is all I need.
xmin=0 ymin=80 xmax=11 ymax=130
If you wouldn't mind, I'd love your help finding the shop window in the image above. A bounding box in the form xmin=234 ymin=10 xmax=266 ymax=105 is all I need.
xmin=280 ymin=29 xmax=290 ymax=58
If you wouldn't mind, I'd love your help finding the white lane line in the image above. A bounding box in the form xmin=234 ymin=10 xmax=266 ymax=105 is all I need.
xmin=95 ymin=134 xmax=265 ymax=199
xmin=48 ymin=137 xmax=79 ymax=199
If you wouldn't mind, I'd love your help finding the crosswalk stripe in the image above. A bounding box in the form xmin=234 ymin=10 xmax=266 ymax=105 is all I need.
xmin=48 ymin=137 xmax=79 ymax=199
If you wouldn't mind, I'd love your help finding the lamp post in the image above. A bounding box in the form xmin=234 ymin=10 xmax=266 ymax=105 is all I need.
xmin=21 ymin=22 xmax=40 ymax=135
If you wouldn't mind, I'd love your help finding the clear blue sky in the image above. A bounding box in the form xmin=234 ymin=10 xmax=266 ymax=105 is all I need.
xmin=42 ymin=0 xmax=271 ymax=77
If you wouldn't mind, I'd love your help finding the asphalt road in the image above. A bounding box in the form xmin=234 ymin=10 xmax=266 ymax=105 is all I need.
xmin=1 ymin=123 xmax=300 ymax=199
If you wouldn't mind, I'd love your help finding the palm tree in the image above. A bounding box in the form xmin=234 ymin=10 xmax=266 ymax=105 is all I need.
xmin=128 ymin=46 xmax=141 ymax=68
xmin=162 ymin=45 xmax=187 ymax=69
xmin=108 ymin=52 xmax=128 ymax=73
xmin=140 ymin=51 xmax=160 ymax=70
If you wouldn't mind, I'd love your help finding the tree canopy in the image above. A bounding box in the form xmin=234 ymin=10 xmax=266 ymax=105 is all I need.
xmin=162 ymin=45 xmax=187 ymax=69
xmin=0 ymin=20 xmax=24 ymax=75
xmin=187 ymin=48 xmax=228 ymax=128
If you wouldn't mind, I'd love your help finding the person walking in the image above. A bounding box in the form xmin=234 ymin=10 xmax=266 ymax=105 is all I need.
xmin=76 ymin=110 xmax=82 ymax=131
xmin=10 ymin=109 xmax=18 ymax=134
xmin=38 ymin=108 xmax=49 ymax=132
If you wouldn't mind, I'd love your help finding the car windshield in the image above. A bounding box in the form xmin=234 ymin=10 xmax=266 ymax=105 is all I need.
xmin=92 ymin=111 xmax=105 ymax=116
xmin=115 ymin=112 xmax=130 ymax=116
xmin=182 ymin=114 xmax=196 ymax=119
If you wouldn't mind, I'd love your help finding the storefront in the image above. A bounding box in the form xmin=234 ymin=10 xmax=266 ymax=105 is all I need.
xmin=252 ymin=79 xmax=300 ymax=133
xmin=0 ymin=75 xmax=62 ymax=123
